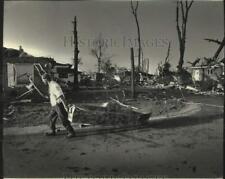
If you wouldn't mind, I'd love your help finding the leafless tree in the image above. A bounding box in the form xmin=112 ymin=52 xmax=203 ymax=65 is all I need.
xmin=157 ymin=42 xmax=172 ymax=77
xmin=91 ymin=34 xmax=108 ymax=73
xmin=176 ymin=0 xmax=194 ymax=72
xmin=131 ymin=0 xmax=141 ymax=72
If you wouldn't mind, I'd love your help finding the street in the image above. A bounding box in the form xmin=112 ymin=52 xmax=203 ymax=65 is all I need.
xmin=3 ymin=95 xmax=224 ymax=177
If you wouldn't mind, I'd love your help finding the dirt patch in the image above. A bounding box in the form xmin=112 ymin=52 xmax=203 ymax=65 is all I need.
xmin=4 ymin=89 xmax=185 ymax=128
xmin=4 ymin=103 xmax=51 ymax=127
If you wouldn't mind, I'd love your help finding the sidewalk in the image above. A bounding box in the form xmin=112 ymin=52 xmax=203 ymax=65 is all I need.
xmin=3 ymin=102 xmax=202 ymax=136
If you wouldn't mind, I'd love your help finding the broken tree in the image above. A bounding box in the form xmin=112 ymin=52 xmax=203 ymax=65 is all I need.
xmin=176 ymin=0 xmax=194 ymax=72
xmin=91 ymin=33 xmax=108 ymax=73
xmin=131 ymin=0 xmax=142 ymax=72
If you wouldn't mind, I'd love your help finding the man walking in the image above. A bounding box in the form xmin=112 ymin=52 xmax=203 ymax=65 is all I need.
xmin=42 ymin=73 xmax=76 ymax=138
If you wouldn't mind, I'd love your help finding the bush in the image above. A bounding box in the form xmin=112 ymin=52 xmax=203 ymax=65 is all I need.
xmin=196 ymin=77 xmax=218 ymax=91
xmin=176 ymin=69 xmax=193 ymax=86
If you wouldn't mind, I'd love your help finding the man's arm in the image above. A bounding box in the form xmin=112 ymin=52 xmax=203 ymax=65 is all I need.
xmin=57 ymin=95 xmax=68 ymax=112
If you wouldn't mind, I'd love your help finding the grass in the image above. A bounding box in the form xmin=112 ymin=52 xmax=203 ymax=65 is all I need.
xmin=4 ymin=88 xmax=185 ymax=128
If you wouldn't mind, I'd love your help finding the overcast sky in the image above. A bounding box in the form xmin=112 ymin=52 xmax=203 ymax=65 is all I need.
xmin=3 ymin=0 xmax=224 ymax=73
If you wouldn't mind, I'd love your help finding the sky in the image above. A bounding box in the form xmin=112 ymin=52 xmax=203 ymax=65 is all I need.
xmin=3 ymin=0 xmax=224 ymax=73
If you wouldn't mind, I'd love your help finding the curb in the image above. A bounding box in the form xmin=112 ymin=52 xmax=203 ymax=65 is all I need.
xmin=149 ymin=102 xmax=201 ymax=121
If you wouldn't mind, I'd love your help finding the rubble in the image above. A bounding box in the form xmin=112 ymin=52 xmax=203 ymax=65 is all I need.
xmin=3 ymin=105 xmax=16 ymax=121
xmin=11 ymin=99 xmax=32 ymax=104
xmin=66 ymin=98 xmax=149 ymax=125
xmin=185 ymin=85 xmax=199 ymax=92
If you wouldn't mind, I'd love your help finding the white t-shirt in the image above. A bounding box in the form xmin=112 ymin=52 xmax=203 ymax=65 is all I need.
xmin=48 ymin=81 xmax=64 ymax=106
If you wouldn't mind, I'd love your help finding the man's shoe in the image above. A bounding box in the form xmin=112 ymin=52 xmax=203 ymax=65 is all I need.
xmin=66 ymin=125 xmax=76 ymax=138
xmin=45 ymin=131 xmax=56 ymax=136
xmin=66 ymin=132 xmax=76 ymax=138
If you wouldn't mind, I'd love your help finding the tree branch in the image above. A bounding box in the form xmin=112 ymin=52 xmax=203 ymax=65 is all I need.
xmin=214 ymin=37 xmax=225 ymax=59
xmin=176 ymin=0 xmax=194 ymax=71
xmin=131 ymin=0 xmax=138 ymax=14
xmin=187 ymin=0 xmax=194 ymax=11
xmin=204 ymin=38 xmax=222 ymax=45
xmin=91 ymin=49 xmax=100 ymax=59
xmin=176 ymin=1 xmax=182 ymax=41
xmin=131 ymin=0 xmax=135 ymax=14
xmin=180 ymin=1 xmax=185 ymax=22
xmin=135 ymin=1 xmax=139 ymax=12
xmin=165 ymin=41 xmax=171 ymax=63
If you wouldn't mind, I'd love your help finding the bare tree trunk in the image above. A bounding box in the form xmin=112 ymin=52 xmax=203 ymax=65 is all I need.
xmin=0 ymin=0 xmax=3 ymax=115
xmin=97 ymin=58 xmax=101 ymax=73
xmin=141 ymin=50 xmax=144 ymax=72
xmin=131 ymin=1 xmax=141 ymax=72
xmin=146 ymin=58 xmax=149 ymax=74
xmin=136 ymin=15 xmax=141 ymax=72
xmin=73 ymin=16 xmax=79 ymax=89
xmin=165 ymin=41 xmax=171 ymax=63
xmin=98 ymin=42 xmax=102 ymax=73
xmin=178 ymin=44 xmax=185 ymax=70
xmin=91 ymin=33 xmax=106 ymax=73
xmin=130 ymin=48 xmax=135 ymax=99
xmin=176 ymin=0 xmax=193 ymax=72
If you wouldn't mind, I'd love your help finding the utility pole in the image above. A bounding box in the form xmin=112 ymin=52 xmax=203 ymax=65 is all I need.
xmin=72 ymin=16 xmax=79 ymax=89
xmin=223 ymin=0 xmax=225 ymax=58
xmin=130 ymin=48 xmax=135 ymax=99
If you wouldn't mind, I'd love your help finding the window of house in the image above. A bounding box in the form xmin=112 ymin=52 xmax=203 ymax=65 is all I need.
xmin=57 ymin=67 xmax=68 ymax=78
xmin=16 ymin=64 xmax=34 ymax=85
xmin=58 ymin=72 xmax=68 ymax=78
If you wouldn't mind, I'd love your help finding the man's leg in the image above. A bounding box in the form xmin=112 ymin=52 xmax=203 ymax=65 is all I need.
xmin=56 ymin=103 xmax=75 ymax=138
xmin=46 ymin=107 xmax=58 ymax=136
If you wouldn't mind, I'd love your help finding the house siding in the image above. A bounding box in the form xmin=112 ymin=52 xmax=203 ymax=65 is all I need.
xmin=191 ymin=66 xmax=224 ymax=82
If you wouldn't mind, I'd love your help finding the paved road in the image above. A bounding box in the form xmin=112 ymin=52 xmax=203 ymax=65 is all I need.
xmin=3 ymin=95 xmax=224 ymax=177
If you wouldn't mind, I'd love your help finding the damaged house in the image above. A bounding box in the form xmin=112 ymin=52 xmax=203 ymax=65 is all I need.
xmin=3 ymin=56 xmax=55 ymax=95
xmin=51 ymin=63 xmax=83 ymax=86
xmin=188 ymin=58 xmax=224 ymax=82
xmin=187 ymin=57 xmax=224 ymax=91
xmin=3 ymin=47 xmax=77 ymax=97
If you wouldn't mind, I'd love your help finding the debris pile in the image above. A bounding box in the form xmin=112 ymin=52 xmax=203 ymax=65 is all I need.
xmin=69 ymin=98 xmax=151 ymax=126
xmin=3 ymin=105 xmax=16 ymax=121
xmin=3 ymin=103 xmax=51 ymax=128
